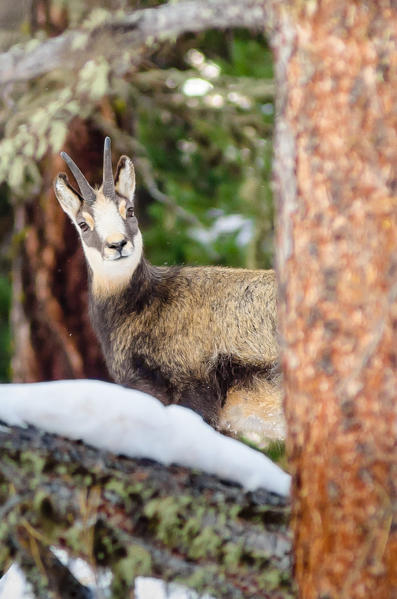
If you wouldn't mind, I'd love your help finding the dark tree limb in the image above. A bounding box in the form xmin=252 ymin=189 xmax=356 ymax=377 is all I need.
xmin=0 ymin=422 xmax=294 ymax=598
xmin=0 ymin=0 xmax=271 ymax=86
xmin=15 ymin=544 xmax=93 ymax=599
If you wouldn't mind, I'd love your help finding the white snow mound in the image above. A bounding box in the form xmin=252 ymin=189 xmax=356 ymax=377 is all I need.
xmin=0 ymin=380 xmax=290 ymax=496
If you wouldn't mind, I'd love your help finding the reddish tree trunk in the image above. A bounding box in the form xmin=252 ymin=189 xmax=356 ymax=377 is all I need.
xmin=272 ymin=2 xmax=397 ymax=597
xmin=11 ymin=119 xmax=108 ymax=382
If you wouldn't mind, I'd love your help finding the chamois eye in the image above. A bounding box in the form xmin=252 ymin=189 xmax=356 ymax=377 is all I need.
xmin=79 ymin=222 xmax=89 ymax=232
xmin=126 ymin=207 xmax=134 ymax=218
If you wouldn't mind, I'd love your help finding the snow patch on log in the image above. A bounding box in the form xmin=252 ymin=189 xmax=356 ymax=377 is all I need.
xmin=0 ymin=379 xmax=290 ymax=496
xmin=0 ymin=563 xmax=214 ymax=599
xmin=135 ymin=576 xmax=215 ymax=598
xmin=0 ymin=564 xmax=33 ymax=599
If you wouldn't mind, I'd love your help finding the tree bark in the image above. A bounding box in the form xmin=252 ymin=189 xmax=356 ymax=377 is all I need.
xmin=11 ymin=119 xmax=108 ymax=382
xmin=272 ymin=2 xmax=397 ymax=598
xmin=0 ymin=423 xmax=294 ymax=598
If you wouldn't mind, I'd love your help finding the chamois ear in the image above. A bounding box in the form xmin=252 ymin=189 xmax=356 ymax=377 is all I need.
xmin=115 ymin=156 xmax=135 ymax=202
xmin=54 ymin=173 xmax=82 ymax=220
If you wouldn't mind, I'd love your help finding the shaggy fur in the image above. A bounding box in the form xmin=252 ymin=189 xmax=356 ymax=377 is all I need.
xmin=89 ymin=259 xmax=278 ymax=425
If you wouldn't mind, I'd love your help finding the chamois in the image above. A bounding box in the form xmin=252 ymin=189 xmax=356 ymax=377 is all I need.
xmin=54 ymin=138 xmax=284 ymax=440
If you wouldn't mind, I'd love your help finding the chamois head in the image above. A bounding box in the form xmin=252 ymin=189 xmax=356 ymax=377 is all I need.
xmin=54 ymin=137 xmax=143 ymax=295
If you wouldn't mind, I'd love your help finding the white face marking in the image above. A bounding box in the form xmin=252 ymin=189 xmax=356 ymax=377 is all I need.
xmin=83 ymin=230 xmax=143 ymax=296
xmin=119 ymin=199 xmax=127 ymax=220
xmin=93 ymin=194 xmax=126 ymax=243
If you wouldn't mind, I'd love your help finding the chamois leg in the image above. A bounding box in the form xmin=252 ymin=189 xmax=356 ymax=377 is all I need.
xmin=123 ymin=373 xmax=221 ymax=427
xmin=177 ymin=382 xmax=222 ymax=428
xmin=219 ymin=377 xmax=285 ymax=446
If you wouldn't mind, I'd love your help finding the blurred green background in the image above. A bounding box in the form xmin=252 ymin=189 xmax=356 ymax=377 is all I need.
xmin=0 ymin=0 xmax=275 ymax=382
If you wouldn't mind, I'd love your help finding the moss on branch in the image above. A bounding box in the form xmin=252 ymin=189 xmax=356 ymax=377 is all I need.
xmin=0 ymin=422 xmax=294 ymax=598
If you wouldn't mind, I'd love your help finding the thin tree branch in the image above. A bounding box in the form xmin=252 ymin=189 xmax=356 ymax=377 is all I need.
xmin=0 ymin=0 xmax=270 ymax=86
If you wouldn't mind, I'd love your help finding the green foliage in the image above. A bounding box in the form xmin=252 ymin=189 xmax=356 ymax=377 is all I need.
xmin=135 ymin=34 xmax=275 ymax=268
xmin=219 ymin=33 xmax=274 ymax=79
xmin=264 ymin=440 xmax=286 ymax=464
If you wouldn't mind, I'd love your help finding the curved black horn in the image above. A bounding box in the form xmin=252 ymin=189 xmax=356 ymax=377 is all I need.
xmin=102 ymin=136 xmax=115 ymax=198
xmin=60 ymin=152 xmax=96 ymax=205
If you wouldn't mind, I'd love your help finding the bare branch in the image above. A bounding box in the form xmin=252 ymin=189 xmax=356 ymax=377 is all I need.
xmin=0 ymin=0 xmax=270 ymax=86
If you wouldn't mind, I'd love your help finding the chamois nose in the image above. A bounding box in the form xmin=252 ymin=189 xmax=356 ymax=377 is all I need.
xmin=107 ymin=239 xmax=127 ymax=251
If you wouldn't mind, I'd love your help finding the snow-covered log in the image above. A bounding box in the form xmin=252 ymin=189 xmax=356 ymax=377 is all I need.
xmin=0 ymin=380 xmax=293 ymax=598
xmin=0 ymin=380 xmax=290 ymax=496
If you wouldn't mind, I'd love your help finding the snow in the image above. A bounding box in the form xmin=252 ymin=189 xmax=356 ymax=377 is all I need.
xmin=0 ymin=563 xmax=213 ymax=599
xmin=190 ymin=213 xmax=254 ymax=248
xmin=0 ymin=379 xmax=290 ymax=495
xmin=182 ymin=78 xmax=213 ymax=96
xmin=0 ymin=565 xmax=34 ymax=599
xmin=50 ymin=547 xmax=111 ymax=594
xmin=135 ymin=577 xmax=215 ymax=599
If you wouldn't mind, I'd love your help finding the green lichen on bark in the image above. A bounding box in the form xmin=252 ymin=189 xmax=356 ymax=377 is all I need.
xmin=0 ymin=423 xmax=295 ymax=598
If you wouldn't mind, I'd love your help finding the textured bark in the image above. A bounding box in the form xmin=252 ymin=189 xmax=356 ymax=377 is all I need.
xmin=272 ymin=2 xmax=397 ymax=598
xmin=11 ymin=119 xmax=108 ymax=382
xmin=0 ymin=423 xmax=294 ymax=598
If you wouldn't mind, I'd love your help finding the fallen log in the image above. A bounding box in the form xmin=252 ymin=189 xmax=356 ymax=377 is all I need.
xmin=0 ymin=422 xmax=294 ymax=598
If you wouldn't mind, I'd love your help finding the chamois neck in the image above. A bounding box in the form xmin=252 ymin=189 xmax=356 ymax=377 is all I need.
xmin=89 ymin=256 xmax=180 ymax=317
